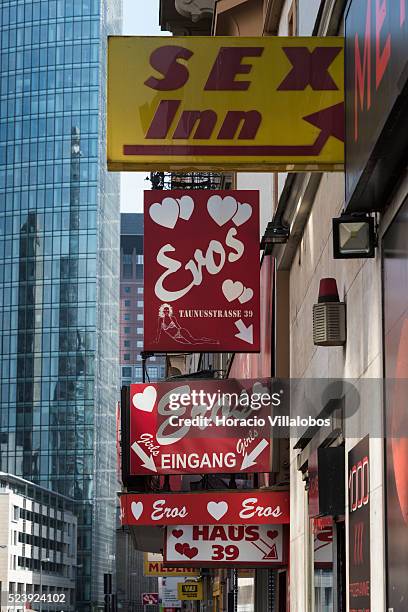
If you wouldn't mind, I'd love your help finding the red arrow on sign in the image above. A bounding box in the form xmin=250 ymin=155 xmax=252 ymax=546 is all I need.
xmin=124 ymin=103 xmax=344 ymax=157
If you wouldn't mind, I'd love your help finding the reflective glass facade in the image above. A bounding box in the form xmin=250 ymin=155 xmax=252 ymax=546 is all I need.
xmin=120 ymin=213 xmax=166 ymax=387
xmin=0 ymin=1 xmax=121 ymax=609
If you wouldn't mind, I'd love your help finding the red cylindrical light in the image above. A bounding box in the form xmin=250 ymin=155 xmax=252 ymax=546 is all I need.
xmin=318 ymin=278 xmax=339 ymax=303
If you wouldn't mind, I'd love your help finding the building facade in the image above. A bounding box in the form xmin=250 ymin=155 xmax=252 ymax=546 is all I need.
xmin=0 ymin=1 xmax=122 ymax=609
xmin=120 ymin=213 xmax=166 ymax=386
xmin=0 ymin=472 xmax=77 ymax=612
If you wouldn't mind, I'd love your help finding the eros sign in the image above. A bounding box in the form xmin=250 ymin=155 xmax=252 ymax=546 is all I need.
xmin=119 ymin=490 xmax=290 ymax=526
xmin=108 ymin=37 xmax=344 ymax=171
xmin=164 ymin=524 xmax=288 ymax=567
xmin=143 ymin=190 xmax=260 ymax=353
xmin=126 ymin=381 xmax=274 ymax=476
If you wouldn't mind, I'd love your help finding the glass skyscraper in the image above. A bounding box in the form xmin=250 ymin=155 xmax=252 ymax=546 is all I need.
xmin=0 ymin=1 xmax=121 ymax=609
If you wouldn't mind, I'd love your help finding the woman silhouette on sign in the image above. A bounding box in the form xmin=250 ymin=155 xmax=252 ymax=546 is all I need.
xmin=154 ymin=303 xmax=219 ymax=345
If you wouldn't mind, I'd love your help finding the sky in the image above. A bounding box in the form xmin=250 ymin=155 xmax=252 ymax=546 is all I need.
xmin=120 ymin=0 xmax=169 ymax=212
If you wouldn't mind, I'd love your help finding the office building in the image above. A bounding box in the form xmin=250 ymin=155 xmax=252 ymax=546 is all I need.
xmin=120 ymin=213 xmax=166 ymax=386
xmin=0 ymin=1 xmax=122 ymax=608
xmin=0 ymin=472 xmax=77 ymax=612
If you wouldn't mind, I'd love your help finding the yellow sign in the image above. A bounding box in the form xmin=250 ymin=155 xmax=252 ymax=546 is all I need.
xmin=178 ymin=580 xmax=203 ymax=601
xmin=108 ymin=36 xmax=344 ymax=172
xmin=143 ymin=553 xmax=199 ymax=577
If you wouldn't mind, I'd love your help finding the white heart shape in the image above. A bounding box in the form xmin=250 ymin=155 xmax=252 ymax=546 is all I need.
xmin=149 ymin=197 xmax=179 ymax=229
xmin=232 ymin=202 xmax=252 ymax=226
xmin=207 ymin=501 xmax=228 ymax=521
xmin=132 ymin=386 xmax=157 ymax=413
xmin=131 ymin=501 xmax=143 ymax=521
xmin=177 ymin=196 xmax=194 ymax=221
xmin=222 ymin=279 xmax=244 ymax=302
xmin=238 ymin=287 xmax=253 ymax=304
xmin=207 ymin=195 xmax=238 ymax=227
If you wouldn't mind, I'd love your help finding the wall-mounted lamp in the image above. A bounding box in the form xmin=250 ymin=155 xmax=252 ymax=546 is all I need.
xmin=332 ymin=214 xmax=376 ymax=259
xmin=313 ymin=278 xmax=346 ymax=347
xmin=260 ymin=220 xmax=290 ymax=253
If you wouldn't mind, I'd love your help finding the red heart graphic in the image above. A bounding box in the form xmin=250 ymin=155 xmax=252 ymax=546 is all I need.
xmin=174 ymin=542 xmax=198 ymax=559
xmin=172 ymin=529 xmax=183 ymax=539
xmin=267 ymin=530 xmax=278 ymax=540
xmin=184 ymin=545 xmax=198 ymax=559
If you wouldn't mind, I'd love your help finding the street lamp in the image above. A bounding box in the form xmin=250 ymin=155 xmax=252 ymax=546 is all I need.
xmin=39 ymin=557 xmax=50 ymax=612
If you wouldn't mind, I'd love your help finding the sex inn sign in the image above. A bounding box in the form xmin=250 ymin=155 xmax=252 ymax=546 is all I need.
xmin=119 ymin=490 xmax=290 ymax=527
xmin=144 ymin=190 xmax=260 ymax=353
xmin=164 ymin=524 xmax=288 ymax=567
xmin=126 ymin=381 xmax=275 ymax=475
xmin=107 ymin=37 xmax=344 ymax=171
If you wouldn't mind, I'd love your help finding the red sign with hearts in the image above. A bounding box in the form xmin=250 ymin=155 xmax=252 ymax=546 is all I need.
xmin=144 ymin=190 xmax=260 ymax=352
xmin=120 ymin=490 xmax=290 ymax=526
xmin=128 ymin=380 xmax=273 ymax=476
xmin=164 ymin=524 xmax=288 ymax=567
xmin=142 ymin=593 xmax=159 ymax=605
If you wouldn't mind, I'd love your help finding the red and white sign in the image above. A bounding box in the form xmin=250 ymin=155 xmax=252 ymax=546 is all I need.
xmin=129 ymin=380 xmax=273 ymax=475
xmin=313 ymin=517 xmax=333 ymax=568
xmin=165 ymin=524 xmax=287 ymax=567
xmin=142 ymin=593 xmax=159 ymax=605
xmin=144 ymin=190 xmax=260 ymax=352
xmin=120 ymin=490 xmax=290 ymax=526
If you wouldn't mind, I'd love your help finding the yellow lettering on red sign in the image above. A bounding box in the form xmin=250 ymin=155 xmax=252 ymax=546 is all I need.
xmin=108 ymin=36 xmax=344 ymax=172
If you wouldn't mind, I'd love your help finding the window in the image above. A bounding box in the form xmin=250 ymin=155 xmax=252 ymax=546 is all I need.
xmin=137 ymin=328 xmax=143 ymax=334
xmin=124 ymin=327 xmax=130 ymax=334
xmin=124 ymin=340 xmax=130 ymax=348
xmin=13 ymin=506 xmax=19 ymax=522
xmin=135 ymin=367 xmax=143 ymax=380
xmin=137 ymin=314 xmax=143 ymax=321
xmin=137 ymin=301 xmax=143 ymax=308
xmin=137 ymin=287 xmax=143 ymax=294
xmin=148 ymin=367 xmax=158 ymax=379
xmin=137 ymin=255 xmax=143 ymax=264
xmin=123 ymin=354 xmax=130 ymax=361
xmin=124 ymin=300 xmax=131 ymax=307
xmin=122 ymin=367 xmax=131 ymax=377
xmin=124 ymin=314 xmax=130 ymax=321
xmin=124 ymin=287 xmax=131 ymax=294
xmin=137 ymin=341 xmax=143 ymax=348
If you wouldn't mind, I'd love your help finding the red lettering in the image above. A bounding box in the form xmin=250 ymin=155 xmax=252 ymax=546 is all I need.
xmin=217 ymin=110 xmax=262 ymax=140
xmin=353 ymin=522 xmax=364 ymax=566
xmin=354 ymin=0 xmax=371 ymax=141
xmin=145 ymin=46 xmax=193 ymax=91
xmin=245 ymin=526 xmax=259 ymax=541
xmin=192 ymin=525 xmax=209 ymax=540
xmin=277 ymin=46 xmax=342 ymax=91
xmin=145 ymin=100 xmax=180 ymax=139
xmin=210 ymin=526 xmax=228 ymax=541
xmin=376 ymin=0 xmax=391 ymax=89
xmin=204 ymin=47 xmax=263 ymax=91
xmin=227 ymin=526 xmax=245 ymax=541
xmin=173 ymin=109 xmax=217 ymax=139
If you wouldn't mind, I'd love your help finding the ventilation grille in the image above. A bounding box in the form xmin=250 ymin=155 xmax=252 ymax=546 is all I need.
xmin=313 ymin=302 xmax=346 ymax=346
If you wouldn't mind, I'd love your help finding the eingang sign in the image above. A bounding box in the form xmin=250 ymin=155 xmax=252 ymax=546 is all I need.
xmin=108 ymin=36 xmax=344 ymax=172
